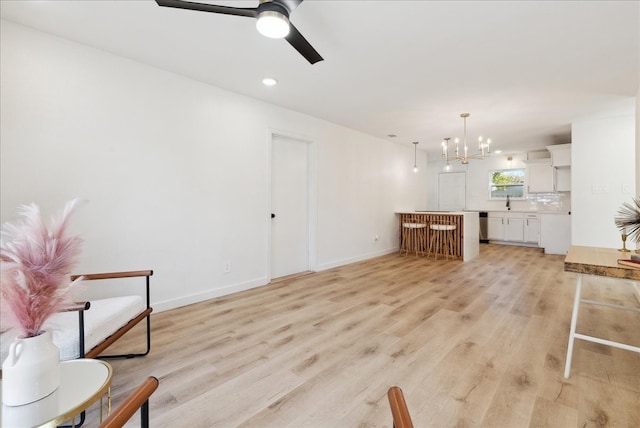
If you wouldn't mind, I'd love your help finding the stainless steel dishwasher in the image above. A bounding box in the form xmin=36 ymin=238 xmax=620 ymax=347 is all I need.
xmin=479 ymin=211 xmax=489 ymax=243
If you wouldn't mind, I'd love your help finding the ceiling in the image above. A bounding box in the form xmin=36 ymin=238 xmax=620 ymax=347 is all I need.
xmin=1 ymin=0 xmax=638 ymax=158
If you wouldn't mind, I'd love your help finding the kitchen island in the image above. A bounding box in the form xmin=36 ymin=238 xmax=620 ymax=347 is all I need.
xmin=396 ymin=211 xmax=479 ymax=261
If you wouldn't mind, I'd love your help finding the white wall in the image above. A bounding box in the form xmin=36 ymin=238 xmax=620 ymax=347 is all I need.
xmin=572 ymin=99 xmax=636 ymax=248
xmin=636 ymin=87 xmax=640 ymax=301
xmin=0 ymin=21 xmax=427 ymax=311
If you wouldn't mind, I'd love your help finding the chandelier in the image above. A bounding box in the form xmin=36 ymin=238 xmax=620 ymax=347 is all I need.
xmin=442 ymin=113 xmax=491 ymax=170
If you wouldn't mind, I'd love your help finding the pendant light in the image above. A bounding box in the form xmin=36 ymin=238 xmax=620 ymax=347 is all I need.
xmin=412 ymin=141 xmax=419 ymax=173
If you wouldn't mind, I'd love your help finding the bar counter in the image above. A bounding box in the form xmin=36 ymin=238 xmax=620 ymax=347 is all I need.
xmin=396 ymin=211 xmax=479 ymax=261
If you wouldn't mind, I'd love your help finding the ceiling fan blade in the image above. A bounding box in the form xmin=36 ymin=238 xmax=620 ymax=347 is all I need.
xmin=278 ymin=0 xmax=304 ymax=13
xmin=285 ymin=23 xmax=323 ymax=64
xmin=157 ymin=0 xmax=322 ymax=64
xmin=155 ymin=0 xmax=257 ymax=18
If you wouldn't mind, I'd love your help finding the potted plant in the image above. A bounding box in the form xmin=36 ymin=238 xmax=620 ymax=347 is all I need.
xmin=1 ymin=199 xmax=83 ymax=405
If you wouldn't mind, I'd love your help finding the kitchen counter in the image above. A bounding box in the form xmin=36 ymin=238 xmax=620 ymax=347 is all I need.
xmin=481 ymin=210 xmax=570 ymax=214
xmin=414 ymin=211 xmax=468 ymax=214
xmin=538 ymin=211 xmax=571 ymax=214
xmin=396 ymin=211 xmax=479 ymax=261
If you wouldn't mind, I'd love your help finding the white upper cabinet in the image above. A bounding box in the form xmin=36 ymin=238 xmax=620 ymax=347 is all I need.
xmin=547 ymin=143 xmax=572 ymax=192
xmin=524 ymin=159 xmax=555 ymax=193
xmin=555 ymin=167 xmax=571 ymax=192
xmin=546 ymin=143 xmax=571 ymax=167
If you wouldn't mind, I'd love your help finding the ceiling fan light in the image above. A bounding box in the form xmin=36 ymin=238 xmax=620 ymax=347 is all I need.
xmin=256 ymin=11 xmax=290 ymax=39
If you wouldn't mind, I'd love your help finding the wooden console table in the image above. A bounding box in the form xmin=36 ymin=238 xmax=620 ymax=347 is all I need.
xmin=563 ymin=245 xmax=640 ymax=378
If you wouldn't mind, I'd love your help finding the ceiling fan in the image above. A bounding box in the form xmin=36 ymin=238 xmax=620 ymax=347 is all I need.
xmin=155 ymin=0 xmax=323 ymax=64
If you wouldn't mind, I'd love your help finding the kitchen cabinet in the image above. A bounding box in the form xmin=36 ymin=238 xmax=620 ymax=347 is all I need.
xmin=524 ymin=148 xmax=572 ymax=193
xmin=555 ymin=167 xmax=571 ymax=192
xmin=547 ymin=144 xmax=571 ymax=167
xmin=525 ymin=159 xmax=555 ymax=193
xmin=488 ymin=212 xmax=524 ymax=242
xmin=488 ymin=213 xmax=505 ymax=241
xmin=505 ymin=214 xmax=524 ymax=242
xmin=540 ymin=213 xmax=571 ymax=254
xmin=523 ymin=213 xmax=540 ymax=244
xmin=488 ymin=211 xmax=567 ymax=251
xmin=547 ymin=144 xmax=571 ymax=192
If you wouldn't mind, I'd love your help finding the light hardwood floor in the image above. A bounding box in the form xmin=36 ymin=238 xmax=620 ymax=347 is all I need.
xmin=86 ymin=244 xmax=639 ymax=427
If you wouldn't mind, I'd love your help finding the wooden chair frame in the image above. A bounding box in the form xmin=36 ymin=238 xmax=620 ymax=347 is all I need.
xmin=99 ymin=376 xmax=159 ymax=428
xmin=387 ymin=386 xmax=414 ymax=428
xmin=69 ymin=270 xmax=153 ymax=359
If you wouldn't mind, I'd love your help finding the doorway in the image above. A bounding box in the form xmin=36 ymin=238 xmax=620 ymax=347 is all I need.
xmin=438 ymin=171 xmax=466 ymax=211
xmin=270 ymin=133 xmax=314 ymax=279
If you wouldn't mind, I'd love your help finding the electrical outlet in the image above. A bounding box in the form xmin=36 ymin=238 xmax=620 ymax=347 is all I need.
xmin=224 ymin=262 xmax=231 ymax=273
xmin=591 ymin=184 xmax=609 ymax=194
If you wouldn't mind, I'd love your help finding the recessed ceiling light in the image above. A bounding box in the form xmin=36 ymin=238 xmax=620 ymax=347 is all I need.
xmin=262 ymin=77 xmax=278 ymax=86
xmin=494 ymin=149 xmax=503 ymax=154
xmin=387 ymin=134 xmax=397 ymax=138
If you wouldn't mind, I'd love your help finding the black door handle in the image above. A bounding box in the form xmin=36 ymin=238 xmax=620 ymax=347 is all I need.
xmin=271 ymin=213 xmax=275 ymax=219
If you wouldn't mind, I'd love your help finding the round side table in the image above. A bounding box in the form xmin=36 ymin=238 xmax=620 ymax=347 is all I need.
xmin=1 ymin=359 xmax=112 ymax=427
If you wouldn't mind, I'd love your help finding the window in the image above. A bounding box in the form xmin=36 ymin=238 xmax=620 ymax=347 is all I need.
xmin=489 ymin=169 xmax=525 ymax=200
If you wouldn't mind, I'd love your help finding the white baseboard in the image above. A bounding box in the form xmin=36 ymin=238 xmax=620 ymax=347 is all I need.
xmin=150 ymin=248 xmax=401 ymax=313
xmin=314 ymin=247 xmax=399 ymax=272
xmin=152 ymin=277 xmax=269 ymax=313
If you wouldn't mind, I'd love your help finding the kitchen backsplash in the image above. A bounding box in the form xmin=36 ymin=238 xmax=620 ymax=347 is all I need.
xmin=467 ymin=192 xmax=571 ymax=212
xmin=508 ymin=192 xmax=571 ymax=212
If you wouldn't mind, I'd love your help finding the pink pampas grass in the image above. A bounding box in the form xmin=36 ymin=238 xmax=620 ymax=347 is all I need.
xmin=1 ymin=199 xmax=83 ymax=338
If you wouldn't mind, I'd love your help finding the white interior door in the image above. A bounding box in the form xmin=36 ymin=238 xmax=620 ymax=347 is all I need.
xmin=438 ymin=172 xmax=466 ymax=211
xmin=271 ymin=134 xmax=309 ymax=279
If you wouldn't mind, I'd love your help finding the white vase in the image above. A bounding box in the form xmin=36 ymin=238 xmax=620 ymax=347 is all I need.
xmin=2 ymin=330 xmax=61 ymax=406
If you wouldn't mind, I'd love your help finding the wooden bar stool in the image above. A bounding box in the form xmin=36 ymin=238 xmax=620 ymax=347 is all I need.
xmin=428 ymin=223 xmax=456 ymax=260
xmin=401 ymin=221 xmax=427 ymax=257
